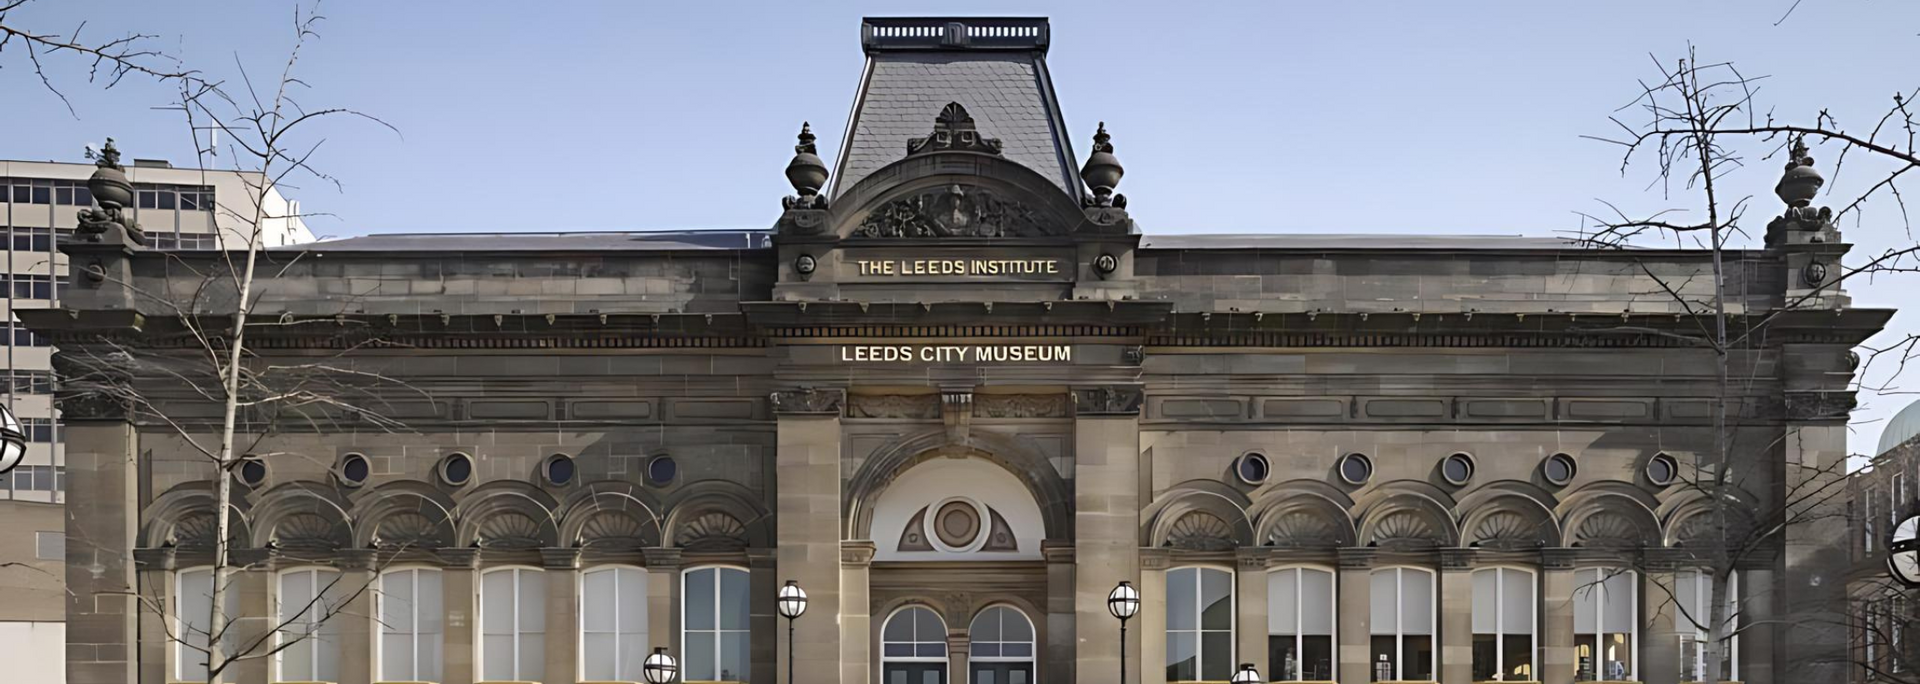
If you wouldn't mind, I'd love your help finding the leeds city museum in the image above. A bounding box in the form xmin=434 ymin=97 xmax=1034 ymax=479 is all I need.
xmin=26 ymin=16 xmax=1890 ymax=684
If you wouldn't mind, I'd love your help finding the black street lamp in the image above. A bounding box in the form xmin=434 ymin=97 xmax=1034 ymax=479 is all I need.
xmin=643 ymin=647 xmax=678 ymax=684
xmin=0 ymin=403 xmax=26 ymax=476
xmin=1231 ymin=663 xmax=1262 ymax=684
xmin=1108 ymin=580 xmax=1141 ymax=684
xmin=1893 ymin=515 xmax=1920 ymax=586
xmin=778 ymin=579 xmax=809 ymax=684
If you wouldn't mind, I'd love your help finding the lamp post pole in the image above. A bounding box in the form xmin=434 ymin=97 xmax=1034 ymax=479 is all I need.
xmin=1109 ymin=581 xmax=1141 ymax=684
xmin=778 ymin=580 xmax=809 ymax=684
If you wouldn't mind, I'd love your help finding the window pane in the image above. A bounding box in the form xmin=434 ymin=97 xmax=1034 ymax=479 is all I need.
xmin=1601 ymin=570 xmax=1635 ymax=631
xmin=1601 ymin=632 xmax=1632 ymax=681
xmin=1574 ymin=569 xmax=1599 ymax=634
xmin=719 ymin=568 xmax=750 ymax=630
xmin=157 ymin=190 xmax=175 ymax=209
xmin=1675 ymin=572 xmax=1699 ymax=632
xmin=380 ymin=633 xmax=413 ymax=681
xmin=1201 ymin=631 xmax=1233 ymax=681
xmin=1302 ymin=635 xmax=1334 ymax=681
xmin=1270 ymin=569 xmax=1299 ymax=635
xmin=517 ymin=636 xmax=543 ymax=681
xmin=583 ymin=569 xmax=617 ymax=632
xmin=1167 ymin=631 xmax=1198 ymax=681
xmin=618 ymin=568 xmax=647 ymax=638
xmin=584 ymin=632 xmax=617 ymax=680
xmin=482 ymin=571 xmax=514 ymax=635
xmin=1003 ymin=608 xmax=1032 ymax=641
xmin=1272 ymin=635 xmax=1301 ymax=681
xmin=1404 ymin=635 xmax=1434 ymax=681
xmin=686 ymin=569 xmax=716 ymax=630
xmin=1472 ymin=569 xmax=1498 ymax=634
xmin=885 ymin=610 xmax=916 ymax=642
xmin=1503 ymin=633 xmax=1533 ymax=680
xmin=1369 ymin=635 xmax=1396 ymax=681
xmin=720 ymin=631 xmax=750 ymax=681
xmin=1169 ymin=568 xmax=1197 ymax=631
xmin=619 ymin=632 xmax=648 ymax=681
xmin=1502 ymin=570 xmax=1534 ymax=634
xmin=1370 ymin=569 xmax=1398 ymax=634
xmin=1402 ymin=570 xmax=1433 ymax=635
xmin=686 ymin=632 xmax=716 ymax=681
xmin=482 ymin=633 xmax=514 ymax=679
xmin=519 ymin=570 xmax=545 ymax=632
xmin=1004 ymin=643 xmax=1032 ymax=658
xmin=1200 ymin=569 xmax=1233 ymax=631
xmin=916 ymin=607 xmax=945 ymax=641
xmin=1299 ymin=570 xmax=1334 ymax=636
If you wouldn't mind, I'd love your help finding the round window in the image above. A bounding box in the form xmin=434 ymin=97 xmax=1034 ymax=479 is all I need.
xmin=237 ymin=456 xmax=268 ymax=487
xmin=1338 ymin=452 xmax=1373 ymax=485
xmin=1441 ymin=452 xmax=1475 ymax=486
xmin=337 ymin=453 xmax=370 ymax=486
xmin=439 ymin=452 xmax=474 ymax=487
xmin=647 ymin=455 xmax=678 ymax=485
xmin=1647 ymin=453 xmax=1678 ymax=487
xmin=927 ymin=498 xmax=987 ymax=552
xmin=543 ymin=454 xmax=575 ymax=486
xmin=1235 ymin=452 xmax=1271 ymax=485
xmin=1543 ymin=453 xmax=1578 ymax=486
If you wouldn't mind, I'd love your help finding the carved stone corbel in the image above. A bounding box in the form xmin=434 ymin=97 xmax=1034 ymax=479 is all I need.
xmin=770 ymin=387 xmax=846 ymax=416
xmin=942 ymin=391 xmax=974 ymax=446
xmin=1073 ymin=385 xmax=1144 ymax=416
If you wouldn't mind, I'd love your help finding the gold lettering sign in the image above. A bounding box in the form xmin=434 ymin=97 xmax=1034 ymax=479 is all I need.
xmin=838 ymin=345 xmax=1073 ymax=363
xmin=853 ymin=259 xmax=1061 ymax=276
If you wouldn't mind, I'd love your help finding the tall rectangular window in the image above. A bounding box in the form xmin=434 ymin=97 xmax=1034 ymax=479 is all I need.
xmin=481 ymin=567 xmax=546 ymax=682
xmin=379 ymin=568 xmax=443 ymax=683
xmin=1369 ymin=567 xmax=1434 ymax=682
xmin=1675 ymin=570 xmax=1738 ymax=683
xmin=1472 ymin=567 xmax=1536 ymax=682
xmin=582 ymin=566 xmax=649 ymax=682
xmin=683 ymin=566 xmax=751 ymax=682
xmin=1167 ymin=566 xmax=1234 ymax=682
xmin=276 ymin=568 xmax=345 ymax=683
xmin=1574 ymin=568 xmax=1637 ymax=682
xmin=175 ymin=567 xmax=240 ymax=683
xmin=1269 ymin=567 xmax=1335 ymax=681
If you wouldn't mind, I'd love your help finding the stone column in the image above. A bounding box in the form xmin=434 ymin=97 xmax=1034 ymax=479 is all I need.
xmin=948 ymin=633 xmax=972 ymax=683
xmin=61 ymin=410 xmax=138 ymax=684
xmin=841 ymin=541 xmax=876 ymax=684
xmin=1074 ymin=387 xmax=1142 ymax=684
xmin=644 ymin=548 xmax=683 ymax=657
xmin=1738 ymin=568 xmax=1774 ymax=684
xmin=1044 ymin=540 xmax=1078 ymax=684
xmin=542 ymin=548 xmax=581 ymax=684
xmin=337 ymin=549 xmax=378 ymax=684
xmin=440 ymin=549 xmax=479 ymax=684
xmin=1238 ymin=550 xmax=1270 ymax=677
xmin=1644 ymin=568 xmax=1680 ymax=684
xmin=133 ymin=549 xmax=176 ymax=684
xmin=1439 ymin=551 xmax=1473 ymax=684
xmin=772 ymin=388 xmax=846 ymax=684
xmin=750 ymin=548 xmax=779 ymax=684
xmin=228 ymin=550 xmax=274 ymax=684
xmin=1140 ymin=550 xmax=1169 ymax=684
xmin=1336 ymin=549 xmax=1374 ymax=684
xmin=1541 ymin=552 xmax=1577 ymax=684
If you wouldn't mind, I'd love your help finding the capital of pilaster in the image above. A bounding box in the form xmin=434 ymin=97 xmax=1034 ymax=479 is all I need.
xmin=842 ymin=540 xmax=877 ymax=566
xmin=642 ymin=547 xmax=683 ymax=570
xmin=540 ymin=547 xmax=582 ymax=570
xmin=1040 ymin=540 xmax=1075 ymax=565
xmin=1139 ymin=547 xmax=1172 ymax=571
xmin=437 ymin=548 xmax=480 ymax=569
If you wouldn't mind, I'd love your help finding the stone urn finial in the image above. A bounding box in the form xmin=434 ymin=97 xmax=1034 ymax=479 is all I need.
xmin=75 ymin=137 xmax=145 ymax=245
xmin=783 ymin=122 xmax=829 ymax=209
xmin=1776 ymin=136 xmax=1824 ymax=208
xmin=1080 ymin=122 xmax=1125 ymax=207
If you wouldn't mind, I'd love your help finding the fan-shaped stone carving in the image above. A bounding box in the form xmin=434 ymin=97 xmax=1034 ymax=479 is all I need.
xmin=1265 ymin=511 xmax=1342 ymax=548
xmin=1670 ymin=511 xmax=1752 ymax=548
xmin=169 ymin=512 xmax=222 ymax=550
xmin=1165 ymin=511 xmax=1237 ymax=551
xmin=1467 ymin=511 xmax=1548 ymax=550
xmin=897 ymin=507 xmax=934 ymax=552
xmin=578 ymin=509 xmax=656 ymax=549
xmin=676 ymin=512 xmax=749 ymax=552
xmin=1369 ymin=510 xmax=1444 ymax=548
xmin=474 ymin=511 xmax=546 ymax=550
xmin=372 ymin=512 xmax=449 ymax=551
xmin=982 ymin=507 xmax=1018 ymax=552
xmin=1572 ymin=511 xmax=1645 ymax=548
xmin=270 ymin=513 xmax=345 ymax=552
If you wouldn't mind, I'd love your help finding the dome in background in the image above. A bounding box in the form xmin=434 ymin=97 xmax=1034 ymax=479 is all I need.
xmin=1882 ymin=399 xmax=1920 ymax=456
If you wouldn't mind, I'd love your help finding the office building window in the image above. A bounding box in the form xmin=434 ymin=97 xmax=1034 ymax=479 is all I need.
xmin=581 ymin=566 xmax=649 ymax=682
xmin=136 ymin=185 xmax=215 ymax=212
xmin=1574 ymin=568 xmax=1637 ymax=682
xmin=10 ymin=465 xmax=63 ymax=494
xmin=3 ymin=319 xmax=50 ymax=347
xmin=480 ymin=567 xmax=546 ymax=682
xmin=1269 ymin=567 xmax=1335 ymax=681
xmin=1369 ymin=567 xmax=1435 ymax=682
xmin=1167 ymin=566 xmax=1234 ymax=682
xmin=21 ymin=418 xmax=54 ymax=442
xmin=5 ymin=371 xmax=56 ymax=395
xmin=175 ymin=567 xmax=240 ymax=682
xmin=1675 ymin=570 xmax=1738 ymax=683
xmin=276 ymin=568 xmax=345 ymax=683
xmin=3 ymin=226 xmax=56 ymax=252
xmin=4 ymin=274 xmax=55 ymax=299
xmin=378 ymin=568 xmax=443 ymax=683
xmin=683 ymin=566 xmax=751 ymax=682
xmin=1472 ymin=567 xmax=1536 ymax=682
xmin=151 ymin=232 xmax=220 ymax=250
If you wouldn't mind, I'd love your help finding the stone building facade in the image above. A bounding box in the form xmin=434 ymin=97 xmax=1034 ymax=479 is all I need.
xmin=28 ymin=17 xmax=1886 ymax=684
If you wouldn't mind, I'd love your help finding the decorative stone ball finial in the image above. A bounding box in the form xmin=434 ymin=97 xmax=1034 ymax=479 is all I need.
xmin=1080 ymin=122 xmax=1125 ymax=207
xmin=75 ymin=135 xmax=145 ymax=246
xmin=1775 ymin=136 xmax=1825 ymax=208
xmin=784 ymin=122 xmax=829 ymax=209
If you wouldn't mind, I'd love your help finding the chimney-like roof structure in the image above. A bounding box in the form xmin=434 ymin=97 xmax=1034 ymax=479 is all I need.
xmin=830 ymin=17 xmax=1081 ymax=201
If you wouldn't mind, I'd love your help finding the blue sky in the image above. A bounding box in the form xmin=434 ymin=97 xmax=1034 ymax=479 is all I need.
xmin=4 ymin=0 xmax=1919 ymax=456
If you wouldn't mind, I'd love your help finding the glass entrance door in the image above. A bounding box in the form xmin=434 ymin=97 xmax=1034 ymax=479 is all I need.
xmin=969 ymin=662 xmax=1032 ymax=684
xmin=886 ymin=662 xmax=948 ymax=684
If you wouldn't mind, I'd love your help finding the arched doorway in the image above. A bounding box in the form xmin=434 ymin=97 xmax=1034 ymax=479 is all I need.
xmin=968 ymin=605 xmax=1035 ymax=684
xmin=883 ymin=606 xmax=949 ymax=684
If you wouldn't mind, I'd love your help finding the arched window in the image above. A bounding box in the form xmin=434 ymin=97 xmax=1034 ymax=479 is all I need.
xmin=1368 ymin=567 xmax=1434 ymax=682
xmin=1574 ymin=568 xmax=1637 ymax=682
xmin=1167 ymin=566 xmax=1235 ymax=682
xmin=970 ymin=606 xmax=1035 ymax=684
xmin=581 ymin=566 xmax=649 ymax=682
xmin=1472 ymin=567 xmax=1536 ymax=681
xmin=275 ymin=567 xmax=345 ymax=683
xmin=378 ymin=567 xmax=444 ymax=683
xmin=1268 ymin=567 xmax=1336 ymax=681
xmin=481 ymin=567 xmax=546 ymax=682
xmin=174 ymin=567 xmax=239 ymax=683
xmin=883 ymin=605 xmax=949 ymax=684
xmin=683 ymin=566 xmax=751 ymax=682
xmin=1675 ymin=570 xmax=1739 ymax=683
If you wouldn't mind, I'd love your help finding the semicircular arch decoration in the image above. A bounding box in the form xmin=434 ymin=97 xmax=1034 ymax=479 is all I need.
xmin=1142 ymin=481 xmax=1254 ymax=551
xmin=664 ymin=480 xmax=772 ymax=551
xmin=348 ymin=481 xmax=456 ymax=551
xmin=140 ymin=484 xmax=251 ymax=551
xmin=1354 ymin=484 xmax=1458 ymax=549
xmin=247 ymin=481 xmax=352 ymax=554
xmin=1555 ymin=482 xmax=1663 ymax=549
xmin=557 ymin=483 xmax=665 ymax=550
xmin=1249 ymin=483 xmax=1358 ymax=549
xmin=674 ymin=511 xmax=750 ymax=552
xmin=846 ymin=428 xmax=1071 ymax=544
xmin=1456 ymin=485 xmax=1563 ymax=550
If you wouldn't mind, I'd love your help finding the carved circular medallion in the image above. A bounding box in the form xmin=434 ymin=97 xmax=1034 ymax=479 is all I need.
xmin=1094 ymin=253 xmax=1119 ymax=276
xmin=1804 ymin=261 xmax=1829 ymax=287
xmin=927 ymin=498 xmax=987 ymax=552
xmin=794 ymin=254 xmax=817 ymax=275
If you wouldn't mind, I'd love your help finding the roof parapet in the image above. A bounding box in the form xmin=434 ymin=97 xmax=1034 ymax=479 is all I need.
xmin=861 ymin=17 xmax=1049 ymax=54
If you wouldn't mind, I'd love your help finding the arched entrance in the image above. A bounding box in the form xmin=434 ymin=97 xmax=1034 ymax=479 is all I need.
xmin=882 ymin=606 xmax=949 ymax=684
xmin=968 ymin=606 xmax=1035 ymax=684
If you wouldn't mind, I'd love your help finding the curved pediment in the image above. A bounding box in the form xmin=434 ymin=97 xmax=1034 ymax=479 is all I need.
xmin=826 ymin=156 xmax=1090 ymax=240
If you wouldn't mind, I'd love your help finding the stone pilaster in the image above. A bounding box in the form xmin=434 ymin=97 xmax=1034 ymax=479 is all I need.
xmin=644 ymin=548 xmax=683 ymax=658
xmin=841 ymin=541 xmax=875 ymax=684
xmin=1644 ymin=567 xmax=1680 ymax=684
xmin=228 ymin=550 xmax=274 ymax=684
xmin=1541 ymin=550 xmax=1578 ymax=684
xmin=337 ymin=549 xmax=378 ymax=684
xmin=1335 ymin=549 xmax=1374 ymax=684
xmin=1438 ymin=550 xmax=1474 ymax=684
xmin=1074 ymin=391 xmax=1141 ymax=684
xmin=1139 ymin=549 xmax=1170 ymax=684
xmin=1044 ymin=540 xmax=1077 ymax=684
xmin=1739 ymin=568 xmax=1774 ymax=684
xmin=750 ymin=548 xmax=780 ymax=684
xmin=1237 ymin=549 xmax=1270 ymax=677
xmin=439 ymin=548 xmax=479 ymax=684
xmin=63 ymin=416 xmax=138 ymax=684
xmin=133 ymin=548 xmax=175 ymax=684
xmin=542 ymin=548 xmax=581 ymax=684
xmin=773 ymin=388 xmax=844 ymax=684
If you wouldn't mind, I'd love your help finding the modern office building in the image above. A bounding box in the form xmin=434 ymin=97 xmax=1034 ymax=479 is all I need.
xmin=27 ymin=17 xmax=1882 ymax=684
xmin=1844 ymin=400 xmax=1920 ymax=681
xmin=0 ymin=155 xmax=311 ymax=683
